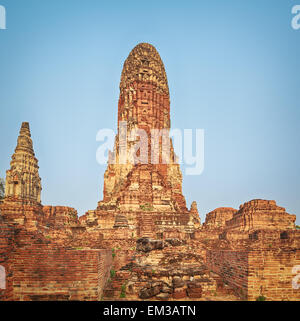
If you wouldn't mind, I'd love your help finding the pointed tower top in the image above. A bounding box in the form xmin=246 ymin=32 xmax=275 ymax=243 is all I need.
xmin=120 ymin=42 xmax=169 ymax=95
xmin=15 ymin=122 xmax=34 ymax=155
xmin=5 ymin=122 xmax=41 ymax=203
xmin=190 ymin=201 xmax=199 ymax=213
xmin=20 ymin=122 xmax=30 ymax=133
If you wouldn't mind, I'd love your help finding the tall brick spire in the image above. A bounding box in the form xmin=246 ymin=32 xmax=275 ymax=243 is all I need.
xmin=98 ymin=43 xmax=188 ymax=212
xmin=5 ymin=122 xmax=42 ymax=204
xmin=118 ymin=43 xmax=170 ymax=131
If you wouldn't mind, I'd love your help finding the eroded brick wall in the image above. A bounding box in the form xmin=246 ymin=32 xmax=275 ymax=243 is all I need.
xmin=0 ymin=218 xmax=14 ymax=300
xmin=206 ymin=250 xmax=249 ymax=299
xmin=248 ymin=249 xmax=300 ymax=301
xmin=97 ymin=249 xmax=113 ymax=300
xmin=206 ymin=247 xmax=300 ymax=301
xmin=10 ymin=246 xmax=112 ymax=301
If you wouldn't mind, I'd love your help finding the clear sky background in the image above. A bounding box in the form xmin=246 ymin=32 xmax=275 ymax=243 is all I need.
xmin=0 ymin=0 xmax=299 ymax=224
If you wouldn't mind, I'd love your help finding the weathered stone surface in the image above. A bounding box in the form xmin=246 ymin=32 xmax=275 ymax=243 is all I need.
xmin=136 ymin=237 xmax=164 ymax=252
xmin=225 ymin=199 xmax=296 ymax=231
xmin=156 ymin=292 xmax=170 ymax=300
xmin=172 ymin=288 xmax=187 ymax=299
xmin=172 ymin=276 xmax=184 ymax=288
xmin=203 ymin=207 xmax=237 ymax=230
xmin=139 ymin=282 xmax=163 ymax=299
xmin=42 ymin=206 xmax=78 ymax=229
xmin=113 ymin=214 xmax=129 ymax=228
xmin=161 ymin=284 xmax=172 ymax=294
xmin=165 ymin=238 xmax=186 ymax=246
xmin=187 ymin=281 xmax=202 ymax=298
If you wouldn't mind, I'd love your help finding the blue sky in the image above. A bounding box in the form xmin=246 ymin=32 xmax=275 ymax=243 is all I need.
xmin=0 ymin=0 xmax=299 ymax=223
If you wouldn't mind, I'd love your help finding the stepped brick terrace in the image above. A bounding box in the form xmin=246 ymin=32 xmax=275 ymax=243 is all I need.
xmin=0 ymin=43 xmax=299 ymax=301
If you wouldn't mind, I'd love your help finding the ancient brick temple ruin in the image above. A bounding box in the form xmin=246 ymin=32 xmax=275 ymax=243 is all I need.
xmin=0 ymin=43 xmax=299 ymax=301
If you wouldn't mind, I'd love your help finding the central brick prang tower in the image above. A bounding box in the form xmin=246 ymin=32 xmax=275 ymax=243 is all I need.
xmin=98 ymin=43 xmax=189 ymax=213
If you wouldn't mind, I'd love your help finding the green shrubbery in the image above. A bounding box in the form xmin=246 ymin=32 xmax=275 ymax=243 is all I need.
xmin=140 ymin=203 xmax=153 ymax=211
xmin=110 ymin=269 xmax=116 ymax=278
xmin=120 ymin=283 xmax=126 ymax=298
xmin=256 ymin=295 xmax=266 ymax=301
